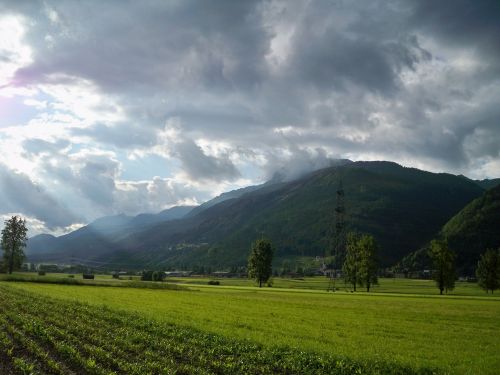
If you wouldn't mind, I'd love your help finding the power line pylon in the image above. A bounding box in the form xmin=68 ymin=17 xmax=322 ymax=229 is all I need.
xmin=327 ymin=180 xmax=346 ymax=292
xmin=334 ymin=180 xmax=346 ymax=264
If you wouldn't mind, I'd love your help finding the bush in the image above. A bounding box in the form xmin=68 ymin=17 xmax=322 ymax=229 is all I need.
xmin=141 ymin=270 xmax=165 ymax=282
xmin=38 ymin=271 xmax=46 ymax=276
xmin=112 ymin=273 xmax=120 ymax=279
xmin=82 ymin=274 xmax=95 ymax=280
xmin=152 ymin=271 xmax=164 ymax=282
xmin=68 ymin=274 xmax=75 ymax=278
xmin=208 ymin=280 xmax=220 ymax=285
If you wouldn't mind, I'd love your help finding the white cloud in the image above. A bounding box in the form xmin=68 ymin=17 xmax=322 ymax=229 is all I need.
xmin=37 ymin=75 xmax=125 ymax=124
xmin=0 ymin=14 xmax=32 ymax=86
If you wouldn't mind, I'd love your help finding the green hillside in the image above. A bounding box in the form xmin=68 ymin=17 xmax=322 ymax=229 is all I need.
xmin=441 ymin=184 xmax=500 ymax=273
xmin=400 ymin=185 xmax=500 ymax=275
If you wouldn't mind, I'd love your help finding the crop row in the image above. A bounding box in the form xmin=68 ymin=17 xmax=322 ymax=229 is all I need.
xmin=0 ymin=285 xmax=439 ymax=374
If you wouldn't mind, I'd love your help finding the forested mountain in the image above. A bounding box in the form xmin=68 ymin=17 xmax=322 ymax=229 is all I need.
xmin=400 ymin=184 xmax=500 ymax=275
xmin=441 ymin=184 xmax=500 ymax=273
xmin=27 ymin=161 xmax=486 ymax=270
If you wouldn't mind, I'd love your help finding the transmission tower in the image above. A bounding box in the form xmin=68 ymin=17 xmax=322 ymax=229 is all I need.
xmin=327 ymin=180 xmax=346 ymax=291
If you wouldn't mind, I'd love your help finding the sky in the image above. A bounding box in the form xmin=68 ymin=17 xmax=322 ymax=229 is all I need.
xmin=0 ymin=0 xmax=499 ymax=236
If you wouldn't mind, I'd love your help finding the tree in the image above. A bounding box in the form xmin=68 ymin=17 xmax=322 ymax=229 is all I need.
xmin=248 ymin=238 xmax=274 ymax=287
xmin=428 ymin=239 xmax=456 ymax=295
xmin=1 ymin=216 xmax=28 ymax=274
xmin=343 ymin=232 xmax=379 ymax=292
xmin=358 ymin=234 xmax=379 ymax=292
xmin=476 ymin=248 xmax=500 ymax=294
xmin=343 ymin=232 xmax=361 ymax=291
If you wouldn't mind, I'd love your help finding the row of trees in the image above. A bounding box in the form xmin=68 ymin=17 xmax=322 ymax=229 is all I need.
xmin=427 ymin=239 xmax=500 ymax=294
xmin=246 ymin=233 xmax=500 ymax=295
xmin=247 ymin=233 xmax=380 ymax=291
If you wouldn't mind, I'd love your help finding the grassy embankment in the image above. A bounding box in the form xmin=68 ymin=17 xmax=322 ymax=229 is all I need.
xmin=0 ymin=275 xmax=498 ymax=374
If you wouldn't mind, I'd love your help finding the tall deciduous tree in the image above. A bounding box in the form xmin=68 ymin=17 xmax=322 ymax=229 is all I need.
xmin=476 ymin=248 xmax=500 ymax=294
xmin=358 ymin=234 xmax=379 ymax=292
xmin=248 ymin=238 xmax=274 ymax=288
xmin=343 ymin=232 xmax=379 ymax=292
xmin=1 ymin=216 xmax=28 ymax=274
xmin=428 ymin=239 xmax=456 ymax=295
xmin=343 ymin=232 xmax=361 ymax=291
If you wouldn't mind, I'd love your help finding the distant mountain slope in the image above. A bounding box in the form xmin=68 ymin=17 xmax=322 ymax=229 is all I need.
xmin=26 ymin=206 xmax=195 ymax=261
xmin=442 ymin=184 xmax=500 ymax=273
xmin=130 ymin=206 xmax=196 ymax=227
xmin=26 ymin=234 xmax=58 ymax=255
xmin=473 ymin=178 xmax=500 ymax=190
xmin=185 ymin=185 xmax=265 ymax=218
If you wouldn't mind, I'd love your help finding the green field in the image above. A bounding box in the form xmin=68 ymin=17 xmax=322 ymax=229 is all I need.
xmin=0 ymin=276 xmax=498 ymax=374
xmin=167 ymin=276 xmax=495 ymax=296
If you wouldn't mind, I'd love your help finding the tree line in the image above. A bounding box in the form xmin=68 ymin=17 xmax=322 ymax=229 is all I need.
xmin=425 ymin=238 xmax=500 ymax=294
xmin=246 ymin=231 xmax=500 ymax=294
xmin=2 ymin=215 xmax=499 ymax=294
xmin=247 ymin=232 xmax=380 ymax=292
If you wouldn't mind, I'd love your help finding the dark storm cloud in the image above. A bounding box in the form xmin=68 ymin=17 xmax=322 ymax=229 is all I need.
xmin=173 ymin=138 xmax=240 ymax=182
xmin=8 ymin=0 xmax=270 ymax=93
xmin=288 ymin=8 xmax=430 ymax=95
xmin=410 ymin=0 xmax=500 ymax=54
xmin=0 ymin=163 xmax=80 ymax=229
xmin=409 ymin=0 xmax=500 ymax=85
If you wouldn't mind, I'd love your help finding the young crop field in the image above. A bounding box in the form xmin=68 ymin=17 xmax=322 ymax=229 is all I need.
xmin=1 ymin=280 xmax=499 ymax=374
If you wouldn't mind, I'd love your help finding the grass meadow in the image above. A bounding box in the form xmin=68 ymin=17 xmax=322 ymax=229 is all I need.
xmin=168 ymin=275 xmax=495 ymax=296
xmin=1 ymin=276 xmax=498 ymax=374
